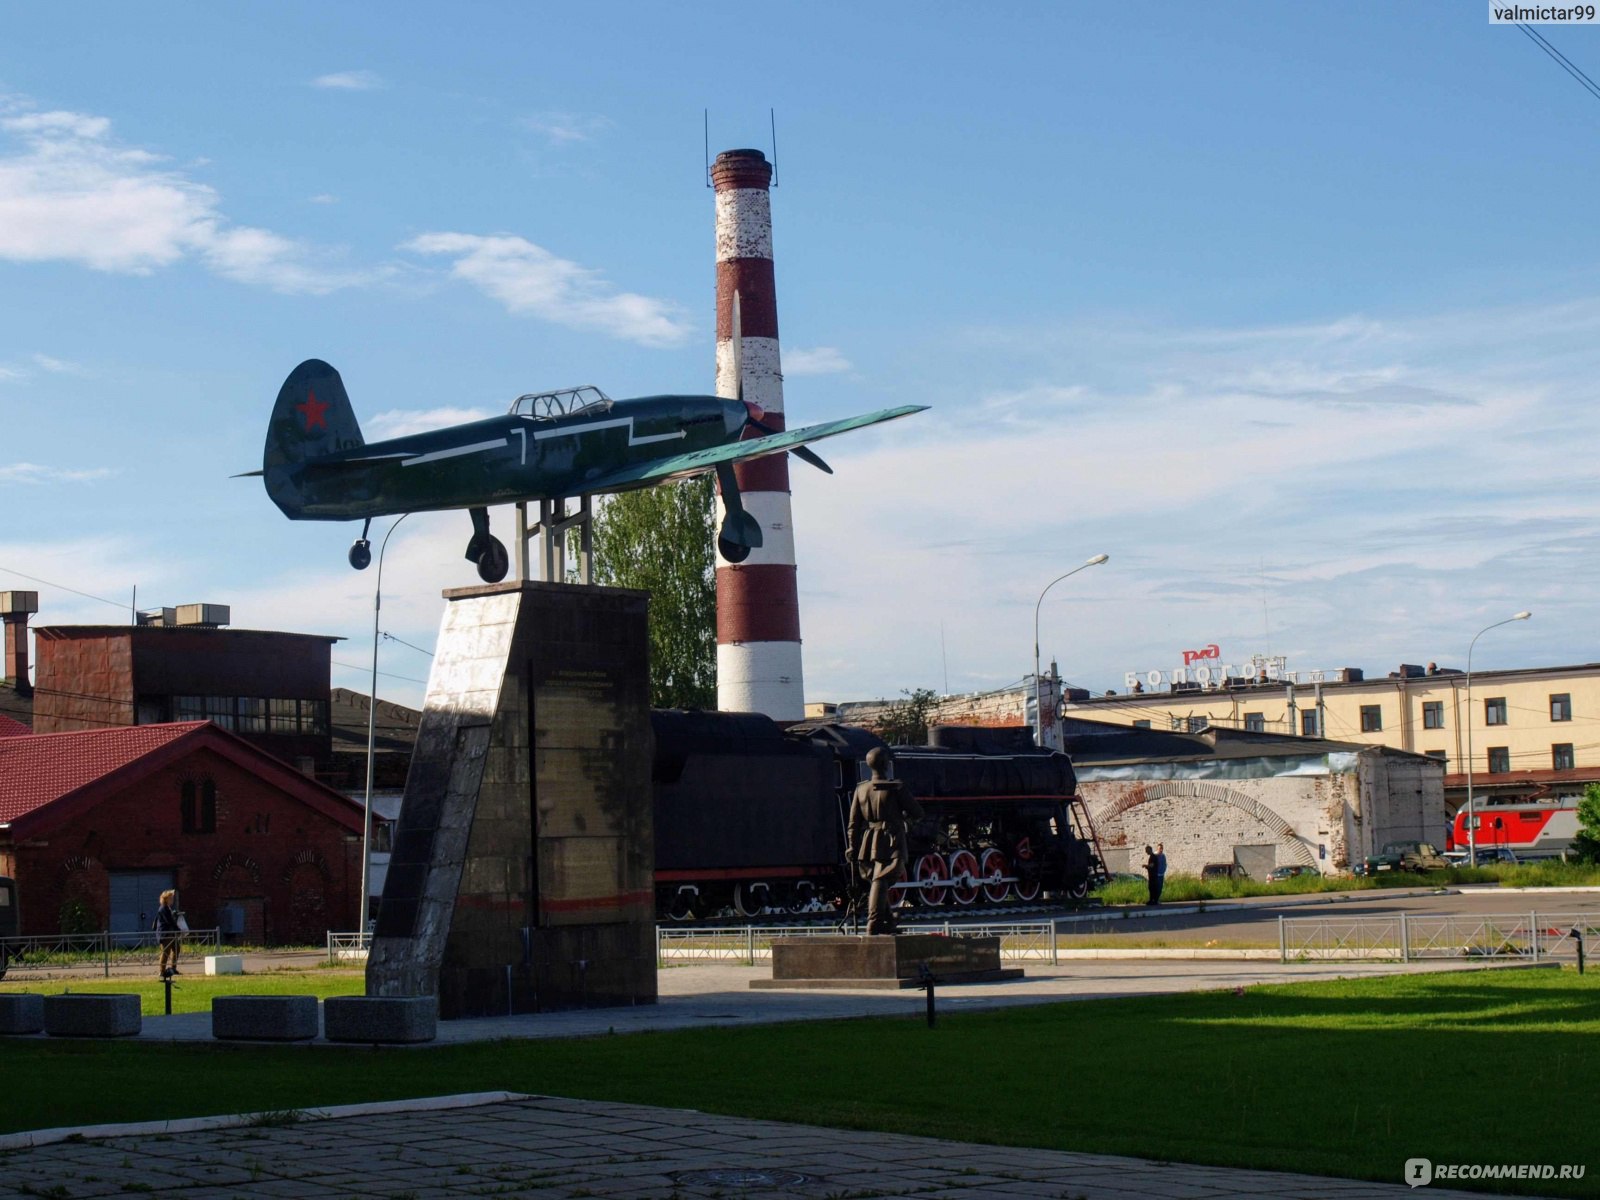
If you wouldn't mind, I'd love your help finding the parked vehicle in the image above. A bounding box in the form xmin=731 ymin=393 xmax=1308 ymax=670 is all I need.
xmin=1201 ymin=862 xmax=1248 ymax=881
xmin=1444 ymin=846 xmax=1519 ymax=867
xmin=1265 ymin=864 xmax=1320 ymax=883
xmin=1356 ymin=840 xmax=1448 ymax=876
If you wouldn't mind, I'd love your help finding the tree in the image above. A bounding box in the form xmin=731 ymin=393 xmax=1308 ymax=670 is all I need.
xmin=870 ymin=687 xmax=940 ymax=746
xmin=592 ymin=477 xmax=717 ymax=709
xmin=1573 ymin=783 xmax=1600 ymax=864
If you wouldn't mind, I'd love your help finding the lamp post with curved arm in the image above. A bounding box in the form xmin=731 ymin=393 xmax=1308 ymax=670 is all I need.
xmin=359 ymin=514 xmax=409 ymax=931
xmin=1464 ymin=610 xmax=1531 ymax=867
xmin=1032 ymin=554 xmax=1109 ymax=747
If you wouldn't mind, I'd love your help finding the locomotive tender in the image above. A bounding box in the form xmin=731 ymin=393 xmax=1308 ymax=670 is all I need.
xmin=651 ymin=712 xmax=1102 ymax=920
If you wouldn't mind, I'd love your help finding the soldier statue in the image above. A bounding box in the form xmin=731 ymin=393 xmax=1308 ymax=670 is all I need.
xmin=845 ymin=746 xmax=925 ymax=935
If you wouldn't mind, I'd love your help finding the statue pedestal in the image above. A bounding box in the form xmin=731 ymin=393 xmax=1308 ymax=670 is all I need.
xmin=367 ymin=582 xmax=656 ymax=1018
xmin=750 ymin=934 xmax=1023 ymax=990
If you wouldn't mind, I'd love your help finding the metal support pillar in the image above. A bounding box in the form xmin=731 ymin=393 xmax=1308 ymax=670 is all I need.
xmin=514 ymin=497 xmax=594 ymax=585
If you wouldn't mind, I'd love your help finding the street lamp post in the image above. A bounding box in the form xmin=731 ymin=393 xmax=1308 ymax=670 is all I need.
xmin=359 ymin=514 xmax=409 ymax=932
xmin=1464 ymin=610 xmax=1531 ymax=867
xmin=1032 ymin=554 xmax=1109 ymax=748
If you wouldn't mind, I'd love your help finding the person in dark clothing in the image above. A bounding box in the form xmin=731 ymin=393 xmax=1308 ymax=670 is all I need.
xmin=1144 ymin=845 xmax=1159 ymax=905
xmin=846 ymin=746 xmax=925 ymax=935
xmin=1152 ymin=843 xmax=1168 ymax=905
xmin=155 ymin=889 xmax=182 ymax=977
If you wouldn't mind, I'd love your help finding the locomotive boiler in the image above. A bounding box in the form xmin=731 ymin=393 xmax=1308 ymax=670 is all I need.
xmin=651 ymin=712 xmax=1103 ymax=920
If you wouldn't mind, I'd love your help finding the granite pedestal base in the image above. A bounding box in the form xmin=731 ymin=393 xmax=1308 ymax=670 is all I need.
xmin=324 ymin=995 xmax=437 ymax=1043
xmin=212 ymin=995 xmax=319 ymax=1041
xmin=751 ymin=934 xmax=1024 ymax=990
xmin=0 ymin=993 xmax=45 ymax=1034
xmin=43 ymin=994 xmax=141 ymax=1037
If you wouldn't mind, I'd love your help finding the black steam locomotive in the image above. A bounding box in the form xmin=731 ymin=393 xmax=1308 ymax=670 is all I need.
xmin=651 ymin=712 xmax=1102 ymax=920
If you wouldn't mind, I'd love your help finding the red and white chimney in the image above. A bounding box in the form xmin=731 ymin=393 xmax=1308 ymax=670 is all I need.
xmin=712 ymin=149 xmax=804 ymax=720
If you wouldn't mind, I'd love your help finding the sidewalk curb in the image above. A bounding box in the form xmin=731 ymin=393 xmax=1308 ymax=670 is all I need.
xmin=0 ymin=1090 xmax=533 ymax=1153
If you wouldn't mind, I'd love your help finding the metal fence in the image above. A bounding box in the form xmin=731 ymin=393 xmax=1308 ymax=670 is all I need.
xmin=656 ymin=920 xmax=1058 ymax=966
xmin=326 ymin=931 xmax=372 ymax=963
xmin=1279 ymin=912 xmax=1599 ymax=963
xmin=0 ymin=929 xmax=220 ymax=978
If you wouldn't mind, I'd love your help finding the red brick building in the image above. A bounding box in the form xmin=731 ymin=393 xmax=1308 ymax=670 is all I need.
xmin=0 ymin=722 xmax=364 ymax=944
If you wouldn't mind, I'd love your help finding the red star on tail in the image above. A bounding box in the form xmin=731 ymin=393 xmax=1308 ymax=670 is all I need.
xmin=297 ymin=388 xmax=329 ymax=432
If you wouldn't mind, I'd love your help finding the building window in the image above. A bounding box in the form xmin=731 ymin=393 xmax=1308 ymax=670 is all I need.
xmin=1487 ymin=747 xmax=1510 ymax=774
xmin=1551 ymin=694 xmax=1572 ymax=722
xmin=238 ymin=697 xmax=267 ymax=734
xmin=174 ymin=695 xmax=205 ymax=722
xmin=269 ymin=698 xmax=299 ymax=733
xmin=1484 ymin=697 xmax=1507 ymax=726
xmin=204 ymin=695 xmax=235 ymax=731
xmin=1360 ymin=705 xmax=1382 ymax=732
xmin=1554 ymin=743 xmax=1575 ymax=771
xmin=1132 ymin=719 xmax=1151 ymax=729
xmin=1244 ymin=712 xmax=1265 ymax=732
xmin=1424 ymin=750 xmax=1447 ymax=763
xmin=1301 ymin=709 xmax=1319 ymax=736
xmin=1422 ymin=701 xmax=1444 ymax=730
xmin=181 ymin=779 xmax=216 ymax=834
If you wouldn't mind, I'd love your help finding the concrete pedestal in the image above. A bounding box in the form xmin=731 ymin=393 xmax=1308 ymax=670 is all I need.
xmin=367 ymin=582 xmax=656 ymax=1018
xmin=324 ymin=995 xmax=437 ymax=1043
xmin=0 ymin=993 xmax=45 ymax=1035
xmin=751 ymin=934 xmax=1023 ymax=990
xmin=204 ymin=954 xmax=245 ymax=976
xmin=212 ymin=995 xmax=319 ymax=1041
xmin=43 ymin=994 xmax=141 ymax=1037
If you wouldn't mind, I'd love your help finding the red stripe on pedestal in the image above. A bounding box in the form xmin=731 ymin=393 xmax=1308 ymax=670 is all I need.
xmin=715 ymin=564 xmax=802 ymax=643
xmin=716 ymin=264 xmax=778 ymax=339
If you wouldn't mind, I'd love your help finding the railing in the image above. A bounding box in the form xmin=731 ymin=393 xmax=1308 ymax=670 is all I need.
xmin=1280 ymin=913 xmax=1599 ymax=963
xmin=326 ymin=931 xmax=373 ymax=963
xmin=0 ymin=929 xmax=220 ymax=979
xmin=656 ymin=921 xmax=1058 ymax=966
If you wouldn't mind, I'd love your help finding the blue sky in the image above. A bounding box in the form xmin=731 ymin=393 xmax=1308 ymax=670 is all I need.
xmin=3 ymin=2 xmax=1598 ymax=709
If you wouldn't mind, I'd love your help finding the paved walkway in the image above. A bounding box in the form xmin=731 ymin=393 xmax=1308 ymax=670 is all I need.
xmin=0 ymin=1093 xmax=1506 ymax=1200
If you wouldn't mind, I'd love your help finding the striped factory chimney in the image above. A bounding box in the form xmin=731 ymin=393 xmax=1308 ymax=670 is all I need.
xmin=713 ymin=148 xmax=804 ymax=720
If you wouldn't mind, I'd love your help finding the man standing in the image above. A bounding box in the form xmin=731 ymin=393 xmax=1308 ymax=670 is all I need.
xmin=846 ymin=746 xmax=924 ymax=935
xmin=1153 ymin=843 xmax=1168 ymax=905
xmin=1143 ymin=845 xmax=1159 ymax=906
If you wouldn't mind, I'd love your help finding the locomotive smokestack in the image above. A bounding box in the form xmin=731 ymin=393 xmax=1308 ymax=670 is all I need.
xmin=713 ymin=148 xmax=804 ymax=721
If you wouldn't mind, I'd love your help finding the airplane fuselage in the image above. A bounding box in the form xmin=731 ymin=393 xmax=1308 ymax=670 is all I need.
xmin=267 ymin=394 xmax=746 ymax=521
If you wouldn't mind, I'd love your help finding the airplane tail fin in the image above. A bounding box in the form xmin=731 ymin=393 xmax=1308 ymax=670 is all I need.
xmin=263 ymin=360 xmax=364 ymax=516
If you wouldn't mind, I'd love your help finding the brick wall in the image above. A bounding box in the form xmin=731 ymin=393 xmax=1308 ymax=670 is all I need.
xmin=8 ymin=745 xmax=361 ymax=943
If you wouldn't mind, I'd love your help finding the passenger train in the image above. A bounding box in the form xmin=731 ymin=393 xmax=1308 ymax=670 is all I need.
xmin=1446 ymin=802 xmax=1580 ymax=860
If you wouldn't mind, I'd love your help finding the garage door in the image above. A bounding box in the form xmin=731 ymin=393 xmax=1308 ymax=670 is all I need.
xmin=109 ymin=870 xmax=176 ymax=940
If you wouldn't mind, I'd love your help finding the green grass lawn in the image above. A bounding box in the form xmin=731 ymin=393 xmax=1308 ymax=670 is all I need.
xmin=1094 ymin=858 xmax=1600 ymax=905
xmin=0 ymin=970 xmax=365 ymax=1015
xmin=1 ymin=968 xmax=1595 ymax=1194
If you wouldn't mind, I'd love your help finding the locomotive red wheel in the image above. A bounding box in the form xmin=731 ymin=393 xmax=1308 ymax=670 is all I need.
xmin=913 ymin=853 xmax=951 ymax=905
xmin=734 ymin=882 xmax=769 ymax=918
xmin=948 ymin=849 xmax=981 ymax=906
xmin=1012 ymin=871 xmax=1041 ymax=902
xmin=979 ymin=847 xmax=1011 ymax=904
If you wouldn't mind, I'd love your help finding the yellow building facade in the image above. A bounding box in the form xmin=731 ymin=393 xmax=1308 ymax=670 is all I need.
xmin=1061 ymin=663 xmax=1600 ymax=805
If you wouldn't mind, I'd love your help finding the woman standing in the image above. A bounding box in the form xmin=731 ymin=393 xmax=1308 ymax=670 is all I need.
xmin=155 ymin=889 xmax=182 ymax=977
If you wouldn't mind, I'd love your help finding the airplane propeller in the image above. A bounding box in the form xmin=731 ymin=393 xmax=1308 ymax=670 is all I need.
xmin=741 ymin=400 xmax=833 ymax=474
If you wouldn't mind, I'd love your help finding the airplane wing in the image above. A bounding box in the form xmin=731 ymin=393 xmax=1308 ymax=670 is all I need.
xmin=579 ymin=404 xmax=927 ymax=493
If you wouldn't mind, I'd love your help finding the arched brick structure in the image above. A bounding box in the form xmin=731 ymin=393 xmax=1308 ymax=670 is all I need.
xmin=1089 ymin=780 xmax=1317 ymax=870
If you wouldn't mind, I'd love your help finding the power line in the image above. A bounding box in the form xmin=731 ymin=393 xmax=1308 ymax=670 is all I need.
xmin=1517 ymin=23 xmax=1600 ymax=102
xmin=380 ymin=632 xmax=434 ymax=658
xmin=331 ymin=659 xmax=429 ymax=685
xmin=0 ymin=565 xmax=133 ymax=613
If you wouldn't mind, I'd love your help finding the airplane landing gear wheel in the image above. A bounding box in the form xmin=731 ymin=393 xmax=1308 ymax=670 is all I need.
xmin=476 ymin=537 xmax=509 ymax=582
xmin=717 ymin=535 xmax=751 ymax=563
xmin=348 ymin=539 xmax=372 ymax=570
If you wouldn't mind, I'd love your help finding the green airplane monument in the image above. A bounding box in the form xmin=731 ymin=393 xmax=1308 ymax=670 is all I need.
xmin=250 ymin=358 xmax=925 ymax=581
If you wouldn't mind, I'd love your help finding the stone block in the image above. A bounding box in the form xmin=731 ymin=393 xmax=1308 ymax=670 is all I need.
xmin=211 ymin=995 xmax=320 ymax=1041
xmin=204 ymin=954 xmax=245 ymax=976
xmin=43 ymin=993 xmax=141 ymax=1038
xmin=323 ymin=995 xmax=436 ymax=1043
xmin=0 ymin=993 xmax=45 ymax=1035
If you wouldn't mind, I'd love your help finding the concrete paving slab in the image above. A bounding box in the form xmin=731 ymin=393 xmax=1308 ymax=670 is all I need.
xmin=0 ymin=1094 xmax=1509 ymax=1200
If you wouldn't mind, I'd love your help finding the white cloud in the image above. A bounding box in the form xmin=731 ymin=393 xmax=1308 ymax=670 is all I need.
xmin=308 ymin=193 xmax=338 ymax=205
xmin=32 ymin=354 xmax=83 ymax=374
xmin=521 ymin=112 xmax=613 ymax=145
xmin=0 ymin=463 xmax=114 ymax=484
xmin=784 ymin=346 xmax=852 ymax=376
xmin=403 ymin=232 xmax=692 ymax=347
xmin=368 ymin=406 xmax=496 ymax=440
xmin=0 ymin=99 xmax=372 ymax=292
xmin=311 ymin=71 xmax=383 ymax=91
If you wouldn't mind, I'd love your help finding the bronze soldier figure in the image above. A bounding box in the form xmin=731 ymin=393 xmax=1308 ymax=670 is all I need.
xmin=846 ymin=746 xmax=925 ymax=935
